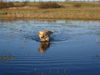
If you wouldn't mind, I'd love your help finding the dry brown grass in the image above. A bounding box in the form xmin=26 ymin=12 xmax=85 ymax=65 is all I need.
xmin=0 ymin=2 xmax=100 ymax=20
xmin=37 ymin=2 xmax=63 ymax=8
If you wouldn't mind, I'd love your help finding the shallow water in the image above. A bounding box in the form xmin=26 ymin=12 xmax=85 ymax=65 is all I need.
xmin=0 ymin=20 xmax=100 ymax=75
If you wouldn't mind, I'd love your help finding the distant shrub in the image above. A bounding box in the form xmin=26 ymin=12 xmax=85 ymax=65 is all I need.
xmin=74 ymin=3 xmax=81 ymax=8
xmin=38 ymin=2 xmax=63 ymax=9
xmin=0 ymin=2 xmax=14 ymax=9
xmin=0 ymin=2 xmax=6 ymax=9
xmin=7 ymin=2 xmax=14 ymax=7
xmin=14 ymin=1 xmax=28 ymax=7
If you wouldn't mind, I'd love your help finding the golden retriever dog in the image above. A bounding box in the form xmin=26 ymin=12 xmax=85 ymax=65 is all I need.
xmin=38 ymin=30 xmax=53 ymax=42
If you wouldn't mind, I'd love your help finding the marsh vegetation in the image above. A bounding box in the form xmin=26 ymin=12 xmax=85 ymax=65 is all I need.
xmin=0 ymin=1 xmax=100 ymax=20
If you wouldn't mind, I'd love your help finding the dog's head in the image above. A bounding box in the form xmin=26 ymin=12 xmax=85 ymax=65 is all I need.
xmin=38 ymin=30 xmax=53 ymax=42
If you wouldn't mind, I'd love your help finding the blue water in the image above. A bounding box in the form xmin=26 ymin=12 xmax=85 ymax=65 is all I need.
xmin=0 ymin=20 xmax=100 ymax=75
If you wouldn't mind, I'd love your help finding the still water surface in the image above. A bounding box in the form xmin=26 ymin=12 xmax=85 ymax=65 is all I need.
xmin=0 ymin=20 xmax=100 ymax=75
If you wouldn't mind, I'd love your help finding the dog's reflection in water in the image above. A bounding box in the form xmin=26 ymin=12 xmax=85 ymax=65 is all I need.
xmin=38 ymin=41 xmax=51 ymax=53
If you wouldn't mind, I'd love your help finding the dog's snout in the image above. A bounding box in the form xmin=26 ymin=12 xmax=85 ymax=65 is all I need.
xmin=41 ymin=35 xmax=44 ymax=38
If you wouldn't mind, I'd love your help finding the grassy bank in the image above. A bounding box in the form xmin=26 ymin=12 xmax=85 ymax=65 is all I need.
xmin=0 ymin=2 xmax=100 ymax=20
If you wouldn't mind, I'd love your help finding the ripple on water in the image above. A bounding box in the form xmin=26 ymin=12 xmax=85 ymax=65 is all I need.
xmin=24 ymin=31 xmax=70 ymax=42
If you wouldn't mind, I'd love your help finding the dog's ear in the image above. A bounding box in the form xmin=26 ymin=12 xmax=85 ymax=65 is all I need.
xmin=48 ymin=31 xmax=53 ymax=35
xmin=44 ymin=31 xmax=47 ymax=36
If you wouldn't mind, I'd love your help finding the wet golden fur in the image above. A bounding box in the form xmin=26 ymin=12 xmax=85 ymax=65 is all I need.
xmin=38 ymin=30 xmax=53 ymax=42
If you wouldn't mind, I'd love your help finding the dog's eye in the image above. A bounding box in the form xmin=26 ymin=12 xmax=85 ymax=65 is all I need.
xmin=46 ymin=32 xmax=49 ymax=35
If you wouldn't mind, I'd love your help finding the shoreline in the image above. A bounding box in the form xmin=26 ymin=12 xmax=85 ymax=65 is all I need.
xmin=0 ymin=2 xmax=100 ymax=21
xmin=1 ymin=18 xmax=100 ymax=22
xmin=0 ymin=16 xmax=100 ymax=21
